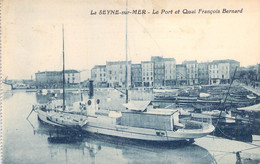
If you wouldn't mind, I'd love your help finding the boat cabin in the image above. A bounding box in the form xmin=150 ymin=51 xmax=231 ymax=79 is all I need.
xmin=121 ymin=101 xmax=182 ymax=131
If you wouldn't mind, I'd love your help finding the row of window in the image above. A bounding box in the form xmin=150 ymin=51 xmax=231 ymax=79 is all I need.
xmin=143 ymin=77 xmax=153 ymax=81
xmin=142 ymin=64 xmax=153 ymax=67
xmin=143 ymin=72 xmax=153 ymax=76
xmin=209 ymin=65 xmax=229 ymax=69
xmin=67 ymin=77 xmax=76 ymax=80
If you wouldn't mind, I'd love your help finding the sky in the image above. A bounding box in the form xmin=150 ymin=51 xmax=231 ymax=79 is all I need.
xmin=2 ymin=0 xmax=260 ymax=79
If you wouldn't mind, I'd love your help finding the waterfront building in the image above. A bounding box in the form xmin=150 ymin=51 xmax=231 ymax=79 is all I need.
xmin=208 ymin=59 xmax=240 ymax=84
xmin=65 ymin=70 xmax=80 ymax=84
xmin=198 ymin=62 xmax=209 ymax=85
xmin=141 ymin=61 xmax=154 ymax=87
xmin=164 ymin=58 xmax=176 ymax=86
xmin=35 ymin=69 xmax=80 ymax=88
xmin=91 ymin=65 xmax=107 ymax=87
xmin=151 ymin=56 xmax=176 ymax=87
xmin=35 ymin=71 xmax=62 ymax=88
xmin=151 ymin=56 xmax=165 ymax=87
xmin=106 ymin=61 xmax=131 ymax=88
xmin=131 ymin=64 xmax=142 ymax=87
xmin=176 ymin=64 xmax=187 ymax=85
xmin=90 ymin=58 xmax=242 ymax=87
xmin=182 ymin=60 xmax=199 ymax=85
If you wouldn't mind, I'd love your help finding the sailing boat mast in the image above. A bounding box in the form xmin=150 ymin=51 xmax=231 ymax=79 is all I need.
xmin=62 ymin=25 xmax=66 ymax=111
xmin=217 ymin=66 xmax=238 ymax=122
xmin=125 ymin=0 xmax=128 ymax=103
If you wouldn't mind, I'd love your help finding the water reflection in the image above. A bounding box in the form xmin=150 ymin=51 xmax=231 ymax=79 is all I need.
xmin=35 ymin=121 xmax=217 ymax=164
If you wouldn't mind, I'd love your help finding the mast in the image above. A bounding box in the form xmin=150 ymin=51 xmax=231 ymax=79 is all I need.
xmin=217 ymin=66 xmax=238 ymax=122
xmin=125 ymin=0 xmax=128 ymax=103
xmin=62 ymin=25 xmax=66 ymax=111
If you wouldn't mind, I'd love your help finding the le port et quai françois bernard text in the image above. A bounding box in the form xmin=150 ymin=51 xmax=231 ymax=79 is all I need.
xmin=90 ymin=8 xmax=243 ymax=15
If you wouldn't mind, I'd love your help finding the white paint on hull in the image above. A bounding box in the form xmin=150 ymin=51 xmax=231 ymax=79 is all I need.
xmin=37 ymin=110 xmax=65 ymax=127
xmin=36 ymin=110 xmax=214 ymax=142
xmin=81 ymin=121 xmax=214 ymax=141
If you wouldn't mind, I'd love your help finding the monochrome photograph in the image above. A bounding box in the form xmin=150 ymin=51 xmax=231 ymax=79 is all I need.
xmin=1 ymin=0 xmax=260 ymax=163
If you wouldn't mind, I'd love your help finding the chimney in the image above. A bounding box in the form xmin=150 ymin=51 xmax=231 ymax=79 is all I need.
xmin=89 ymin=80 xmax=94 ymax=99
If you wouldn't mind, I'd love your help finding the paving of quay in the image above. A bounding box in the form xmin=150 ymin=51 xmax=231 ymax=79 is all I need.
xmin=196 ymin=135 xmax=260 ymax=164
xmin=241 ymin=84 xmax=260 ymax=96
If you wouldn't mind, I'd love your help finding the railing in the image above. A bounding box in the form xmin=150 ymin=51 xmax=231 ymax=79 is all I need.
xmin=179 ymin=117 xmax=212 ymax=131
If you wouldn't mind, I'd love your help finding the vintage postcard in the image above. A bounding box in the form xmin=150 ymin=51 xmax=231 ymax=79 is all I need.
xmin=1 ymin=0 xmax=260 ymax=163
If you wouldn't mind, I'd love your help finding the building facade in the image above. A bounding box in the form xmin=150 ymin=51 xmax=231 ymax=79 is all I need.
xmin=141 ymin=61 xmax=154 ymax=87
xmin=91 ymin=65 xmax=107 ymax=87
xmin=35 ymin=69 xmax=80 ymax=88
xmin=90 ymin=57 xmax=242 ymax=88
xmin=183 ymin=60 xmax=199 ymax=85
xmin=152 ymin=56 xmax=165 ymax=87
xmin=208 ymin=60 xmax=240 ymax=84
xmin=164 ymin=58 xmax=176 ymax=86
xmin=198 ymin=62 xmax=209 ymax=85
xmin=176 ymin=64 xmax=187 ymax=85
xmin=106 ymin=61 xmax=131 ymax=88
xmin=131 ymin=64 xmax=142 ymax=87
xmin=65 ymin=70 xmax=80 ymax=84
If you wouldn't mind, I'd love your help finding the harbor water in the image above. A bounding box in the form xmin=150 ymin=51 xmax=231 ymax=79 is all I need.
xmin=2 ymin=90 xmax=260 ymax=164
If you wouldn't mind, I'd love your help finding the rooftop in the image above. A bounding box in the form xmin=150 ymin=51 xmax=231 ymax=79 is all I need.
xmin=106 ymin=61 xmax=131 ymax=65
xmin=211 ymin=59 xmax=240 ymax=64
xmin=93 ymin=65 xmax=106 ymax=69
xmin=182 ymin=60 xmax=198 ymax=64
xmin=36 ymin=69 xmax=79 ymax=75
xmin=146 ymin=108 xmax=178 ymax=115
xmin=141 ymin=61 xmax=153 ymax=64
